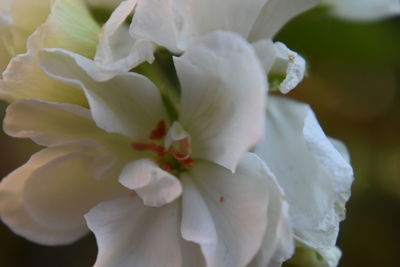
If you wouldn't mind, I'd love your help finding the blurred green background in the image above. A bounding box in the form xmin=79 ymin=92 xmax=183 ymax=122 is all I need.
xmin=0 ymin=6 xmax=399 ymax=267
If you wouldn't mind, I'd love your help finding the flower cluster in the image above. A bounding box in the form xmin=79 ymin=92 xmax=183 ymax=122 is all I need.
xmin=0 ymin=0 xmax=396 ymax=266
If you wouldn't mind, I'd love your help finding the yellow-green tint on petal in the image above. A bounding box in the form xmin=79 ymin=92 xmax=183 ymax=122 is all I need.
xmin=284 ymin=246 xmax=326 ymax=267
xmin=41 ymin=0 xmax=101 ymax=58
xmin=0 ymin=0 xmax=101 ymax=106
xmin=10 ymin=0 xmax=53 ymax=55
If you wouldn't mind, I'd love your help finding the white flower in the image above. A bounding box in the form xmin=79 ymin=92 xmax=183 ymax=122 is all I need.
xmin=96 ymin=0 xmax=318 ymax=93
xmin=324 ymin=0 xmax=400 ymax=21
xmin=0 ymin=31 xmax=292 ymax=266
xmin=254 ymin=96 xmax=354 ymax=266
xmin=0 ymin=0 xmax=100 ymax=104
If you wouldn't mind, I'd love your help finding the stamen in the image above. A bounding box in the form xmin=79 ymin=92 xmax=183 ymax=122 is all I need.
xmin=179 ymin=157 xmax=194 ymax=169
xmin=170 ymin=149 xmax=189 ymax=160
xmin=131 ymin=142 xmax=166 ymax=157
xmin=131 ymin=120 xmax=194 ymax=173
xmin=149 ymin=120 xmax=167 ymax=140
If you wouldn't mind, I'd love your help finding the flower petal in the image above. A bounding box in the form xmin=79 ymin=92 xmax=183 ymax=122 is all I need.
xmin=252 ymin=38 xmax=276 ymax=75
xmin=0 ymin=0 xmax=100 ymax=105
xmin=0 ymin=13 xmax=14 ymax=73
xmin=175 ymin=31 xmax=266 ymax=171
xmin=325 ymin=0 xmax=400 ymax=21
xmin=94 ymin=0 xmax=154 ymax=80
xmin=131 ymin=0 xmax=269 ymax=52
xmin=270 ymin=42 xmax=306 ymax=94
xmin=8 ymin=0 xmax=52 ymax=55
xmin=181 ymin=153 xmax=282 ymax=267
xmin=22 ymin=143 xmax=127 ymax=231
xmin=0 ymin=51 xmax=87 ymax=105
xmin=3 ymin=98 xmax=118 ymax=147
xmin=252 ymin=40 xmax=306 ymax=93
xmin=85 ymin=197 xmax=199 ymax=267
xmin=254 ymin=96 xmax=353 ymax=251
xmin=249 ymin=0 xmax=320 ymax=41
xmin=0 ymin=146 xmax=91 ymax=245
xmin=119 ymin=159 xmax=182 ymax=207
xmin=249 ymin=177 xmax=294 ymax=267
xmin=39 ymin=49 xmax=168 ymax=140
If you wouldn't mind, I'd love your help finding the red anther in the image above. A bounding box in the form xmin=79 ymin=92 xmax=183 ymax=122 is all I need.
xmin=179 ymin=157 xmax=194 ymax=169
xmin=169 ymin=149 xmax=189 ymax=160
xmin=149 ymin=120 xmax=167 ymax=140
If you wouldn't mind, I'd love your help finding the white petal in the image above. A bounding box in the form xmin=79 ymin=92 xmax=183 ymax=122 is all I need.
xmin=39 ymin=49 xmax=168 ymax=141
xmin=0 ymin=50 xmax=86 ymax=105
xmin=175 ymin=31 xmax=266 ymax=171
xmin=4 ymin=99 xmax=109 ymax=146
xmin=119 ymin=159 xmax=182 ymax=207
xmin=8 ymin=0 xmax=52 ymax=55
xmin=94 ymin=0 xmax=154 ymax=80
xmin=0 ymin=146 xmax=91 ymax=245
xmin=270 ymin=42 xmax=306 ymax=94
xmin=0 ymin=14 xmax=14 ymax=73
xmin=325 ymin=0 xmax=400 ymax=21
xmin=254 ymin=96 xmax=353 ymax=251
xmin=252 ymin=38 xmax=276 ymax=75
xmin=85 ymin=197 xmax=187 ymax=267
xmin=22 ymin=143 xmax=127 ymax=231
xmin=181 ymin=153 xmax=278 ymax=267
xmin=252 ymin=40 xmax=306 ymax=93
xmin=0 ymin=0 xmax=100 ymax=105
xmin=131 ymin=0 xmax=269 ymax=52
xmin=249 ymin=177 xmax=294 ymax=267
xmin=249 ymin=0 xmax=320 ymax=41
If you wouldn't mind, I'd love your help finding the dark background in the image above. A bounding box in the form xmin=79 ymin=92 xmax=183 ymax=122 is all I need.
xmin=1 ymin=6 xmax=399 ymax=267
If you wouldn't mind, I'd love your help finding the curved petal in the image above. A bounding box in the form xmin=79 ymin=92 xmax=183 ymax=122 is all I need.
xmin=8 ymin=0 xmax=52 ymax=55
xmin=0 ymin=51 xmax=87 ymax=105
xmin=249 ymin=173 xmax=294 ymax=267
xmin=94 ymin=0 xmax=154 ymax=80
xmin=249 ymin=0 xmax=320 ymax=42
xmin=252 ymin=40 xmax=306 ymax=93
xmin=85 ymin=197 xmax=198 ymax=267
xmin=270 ymin=42 xmax=306 ymax=94
xmin=0 ymin=13 xmax=14 ymax=73
xmin=22 ymin=143 xmax=127 ymax=231
xmin=181 ymin=153 xmax=278 ymax=267
xmin=0 ymin=0 xmax=100 ymax=105
xmin=4 ymin=99 xmax=107 ymax=146
xmin=175 ymin=31 xmax=266 ymax=171
xmin=254 ymin=96 xmax=353 ymax=251
xmin=131 ymin=0 xmax=269 ymax=52
xmin=325 ymin=0 xmax=400 ymax=21
xmin=119 ymin=159 xmax=182 ymax=207
xmin=252 ymin=38 xmax=276 ymax=75
xmin=39 ymin=49 xmax=168 ymax=141
xmin=0 ymin=146 xmax=91 ymax=245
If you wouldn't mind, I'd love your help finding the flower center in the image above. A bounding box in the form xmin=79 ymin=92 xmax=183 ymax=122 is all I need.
xmin=131 ymin=120 xmax=194 ymax=174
